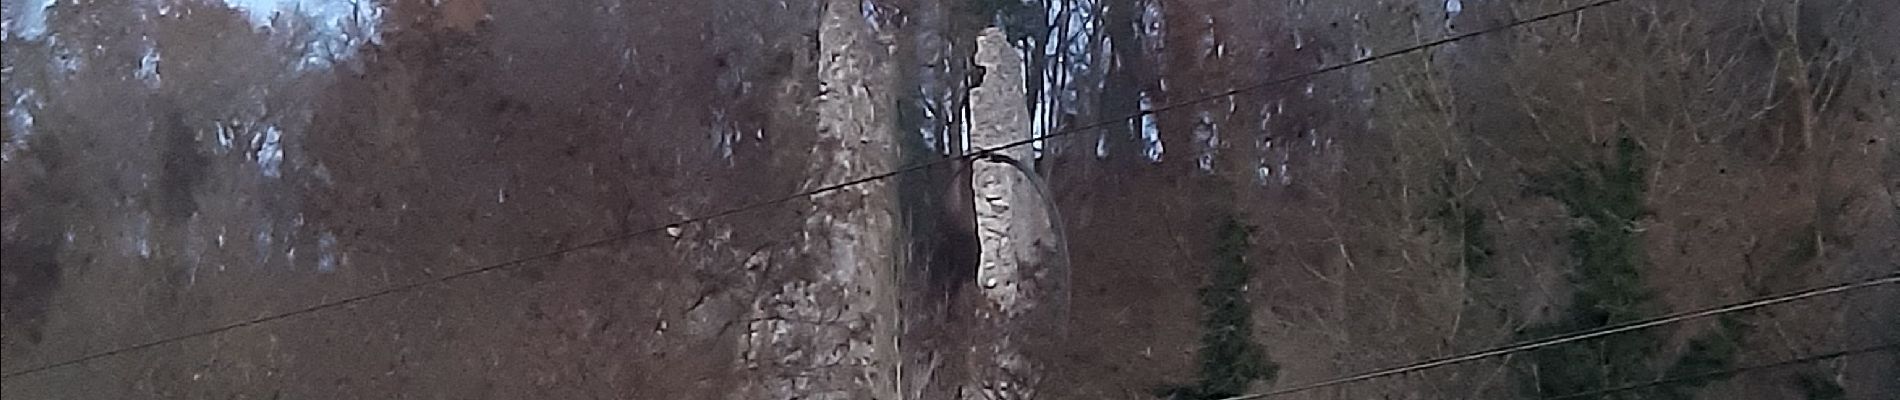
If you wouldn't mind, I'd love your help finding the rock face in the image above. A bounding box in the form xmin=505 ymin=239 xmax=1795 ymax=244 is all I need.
xmin=753 ymin=1 xmax=903 ymax=398
xmin=966 ymin=26 xmax=1069 ymax=400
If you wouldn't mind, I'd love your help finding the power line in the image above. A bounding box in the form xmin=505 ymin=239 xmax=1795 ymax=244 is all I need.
xmin=1 ymin=0 xmax=1629 ymax=379
xmin=1215 ymin=273 xmax=1900 ymax=400
xmin=974 ymin=0 xmax=1633 ymax=160
xmin=1543 ymin=342 xmax=1899 ymax=400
